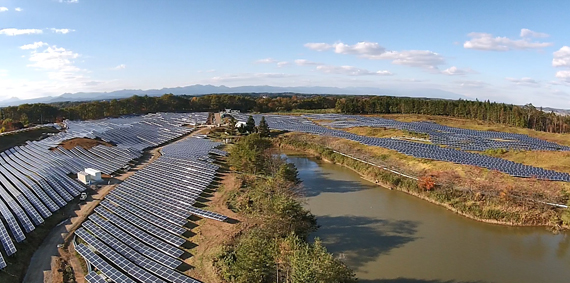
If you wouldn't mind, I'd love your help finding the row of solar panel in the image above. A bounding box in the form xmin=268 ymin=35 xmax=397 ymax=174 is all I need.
xmin=0 ymin=113 xmax=198 ymax=269
xmin=77 ymin=137 xmax=227 ymax=282
xmin=306 ymin=114 xmax=570 ymax=151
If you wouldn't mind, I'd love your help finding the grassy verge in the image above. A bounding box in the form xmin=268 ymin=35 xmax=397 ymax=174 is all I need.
xmin=0 ymin=127 xmax=60 ymax=152
xmin=274 ymin=132 xmax=570 ymax=230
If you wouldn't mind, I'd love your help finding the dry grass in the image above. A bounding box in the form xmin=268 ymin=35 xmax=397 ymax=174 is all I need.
xmin=186 ymin=172 xmax=244 ymax=283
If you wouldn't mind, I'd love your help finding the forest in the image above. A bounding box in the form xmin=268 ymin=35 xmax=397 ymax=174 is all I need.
xmin=1 ymin=93 xmax=570 ymax=133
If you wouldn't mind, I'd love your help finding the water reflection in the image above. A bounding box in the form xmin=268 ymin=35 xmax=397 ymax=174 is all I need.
xmin=313 ymin=216 xmax=420 ymax=269
xmin=284 ymin=152 xmax=570 ymax=283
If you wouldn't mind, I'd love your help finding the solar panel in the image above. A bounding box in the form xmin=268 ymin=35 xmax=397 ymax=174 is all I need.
xmin=95 ymin=207 xmax=184 ymax=258
xmin=0 ymin=253 xmax=6 ymax=270
xmin=0 ymin=221 xmax=16 ymax=256
xmin=75 ymin=244 xmax=136 ymax=283
xmin=82 ymin=220 xmax=201 ymax=283
xmin=84 ymin=272 xmax=108 ymax=283
xmin=76 ymin=228 xmax=166 ymax=283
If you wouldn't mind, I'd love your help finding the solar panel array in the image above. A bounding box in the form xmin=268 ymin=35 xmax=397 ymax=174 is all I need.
xmin=305 ymin=114 xmax=570 ymax=152
xmin=75 ymin=136 xmax=226 ymax=282
xmin=0 ymin=113 xmax=203 ymax=269
xmin=230 ymin=114 xmax=570 ymax=182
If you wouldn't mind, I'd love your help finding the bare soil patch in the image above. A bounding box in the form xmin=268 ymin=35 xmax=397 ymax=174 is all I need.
xmin=56 ymin=138 xmax=113 ymax=150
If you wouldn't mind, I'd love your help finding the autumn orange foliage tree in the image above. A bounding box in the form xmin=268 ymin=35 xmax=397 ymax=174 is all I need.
xmin=418 ymin=176 xmax=436 ymax=191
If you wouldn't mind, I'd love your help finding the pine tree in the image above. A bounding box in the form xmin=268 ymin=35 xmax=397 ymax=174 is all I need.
xmin=258 ymin=116 xmax=270 ymax=137
xmin=246 ymin=115 xmax=256 ymax=133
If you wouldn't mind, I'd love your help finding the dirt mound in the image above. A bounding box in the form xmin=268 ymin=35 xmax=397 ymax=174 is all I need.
xmin=56 ymin=138 xmax=113 ymax=150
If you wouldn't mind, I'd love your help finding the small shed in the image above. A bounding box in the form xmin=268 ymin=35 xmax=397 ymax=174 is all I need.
xmin=85 ymin=168 xmax=102 ymax=182
xmin=78 ymin=171 xmax=91 ymax=185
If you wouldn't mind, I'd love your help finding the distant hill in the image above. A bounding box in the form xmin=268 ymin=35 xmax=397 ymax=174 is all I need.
xmin=0 ymin=85 xmax=468 ymax=107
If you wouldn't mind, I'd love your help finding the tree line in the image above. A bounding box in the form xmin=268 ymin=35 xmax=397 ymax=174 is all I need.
xmin=2 ymin=93 xmax=570 ymax=133
xmin=335 ymin=96 xmax=570 ymax=133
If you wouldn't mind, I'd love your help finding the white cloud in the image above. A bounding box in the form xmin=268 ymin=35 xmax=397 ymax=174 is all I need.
xmin=0 ymin=70 xmax=7 ymax=77
xmin=553 ymin=46 xmax=570 ymax=68
xmin=520 ymin=29 xmax=549 ymax=38
xmin=255 ymin=58 xmax=277 ymax=64
xmin=332 ymin=42 xmax=386 ymax=56
xmin=555 ymin=70 xmax=570 ymax=83
xmin=0 ymin=7 xmax=8 ymax=12
xmin=506 ymin=77 xmax=540 ymax=87
xmin=375 ymin=50 xmax=445 ymax=69
xmin=455 ymin=80 xmax=489 ymax=88
xmin=59 ymin=0 xmax=79 ymax=3
xmin=28 ymin=46 xmax=80 ymax=70
xmin=50 ymin=28 xmax=74 ymax=34
xmin=20 ymin=42 xmax=48 ymax=50
xmin=112 ymin=64 xmax=126 ymax=70
xmin=464 ymin=30 xmax=552 ymax=51
xmin=198 ymin=69 xmax=216 ymax=73
xmin=316 ymin=65 xmax=392 ymax=76
xmin=277 ymin=61 xmax=289 ymax=67
xmin=304 ymin=41 xmax=445 ymax=69
xmin=0 ymin=28 xmax=43 ymax=36
xmin=294 ymin=59 xmax=323 ymax=66
xmin=441 ymin=66 xmax=475 ymax=76
xmin=15 ymin=7 xmax=22 ymax=12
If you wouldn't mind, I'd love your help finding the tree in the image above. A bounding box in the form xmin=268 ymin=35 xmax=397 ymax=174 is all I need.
xmin=246 ymin=115 xmax=256 ymax=133
xmin=418 ymin=176 xmax=435 ymax=191
xmin=237 ymin=124 xmax=247 ymax=134
xmin=227 ymin=116 xmax=237 ymax=135
xmin=277 ymin=163 xmax=300 ymax=184
xmin=228 ymin=133 xmax=272 ymax=174
xmin=258 ymin=116 xmax=270 ymax=137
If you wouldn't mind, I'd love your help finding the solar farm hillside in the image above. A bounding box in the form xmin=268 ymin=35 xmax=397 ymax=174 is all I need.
xmin=0 ymin=112 xmax=230 ymax=282
xmin=1 ymin=111 xmax=570 ymax=282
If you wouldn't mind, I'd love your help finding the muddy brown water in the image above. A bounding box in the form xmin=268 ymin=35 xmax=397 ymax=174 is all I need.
xmin=283 ymin=153 xmax=570 ymax=283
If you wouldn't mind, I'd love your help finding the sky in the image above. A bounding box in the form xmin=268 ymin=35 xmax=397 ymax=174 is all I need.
xmin=1 ymin=1 xmax=570 ymax=108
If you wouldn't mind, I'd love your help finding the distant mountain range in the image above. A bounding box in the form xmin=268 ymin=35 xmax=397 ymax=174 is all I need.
xmin=0 ymin=84 xmax=468 ymax=107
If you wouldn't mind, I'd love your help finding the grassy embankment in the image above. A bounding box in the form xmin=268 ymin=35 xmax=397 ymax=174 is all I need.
xmin=0 ymin=127 xmax=60 ymax=152
xmin=274 ymin=119 xmax=570 ymax=230
xmin=191 ymin=133 xmax=356 ymax=283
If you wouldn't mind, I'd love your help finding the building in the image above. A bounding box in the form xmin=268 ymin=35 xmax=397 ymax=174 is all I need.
xmin=85 ymin=168 xmax=102 ymax=182
xmin=235 ymin=121 xmax=247 ymax=128
xmin=77 ymin=171 xmax=91 ymax=185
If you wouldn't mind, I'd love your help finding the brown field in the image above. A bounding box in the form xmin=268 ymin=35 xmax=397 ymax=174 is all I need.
xmin=56 ymin=137 xmax=113 ymax=150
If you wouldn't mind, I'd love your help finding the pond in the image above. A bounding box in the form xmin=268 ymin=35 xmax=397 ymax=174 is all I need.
xmin=284 ymin=152 xmax=570 ymax=283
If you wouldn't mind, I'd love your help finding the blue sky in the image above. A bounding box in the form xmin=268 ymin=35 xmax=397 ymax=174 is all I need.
xmin=1 ymin=1 xmax=570 ymax=108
